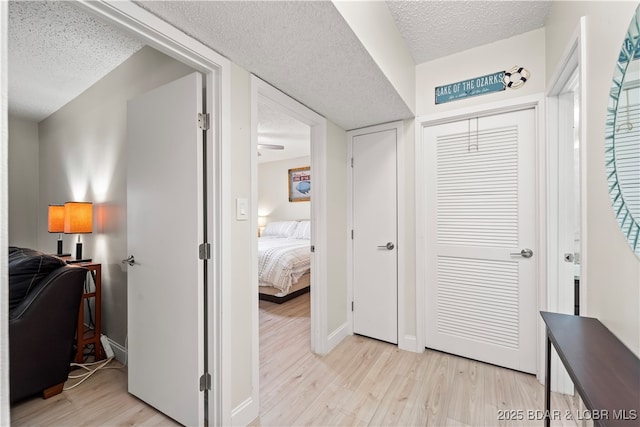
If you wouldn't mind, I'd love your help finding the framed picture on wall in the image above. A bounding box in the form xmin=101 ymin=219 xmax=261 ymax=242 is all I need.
xmin=288 ymin=166 xmax=311 ymax=202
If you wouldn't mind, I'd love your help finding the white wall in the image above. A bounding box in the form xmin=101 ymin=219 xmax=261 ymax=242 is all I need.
xmin=229 ymin=62 xmax=254 ymax=411
xmin=326 ymin=121 xmax=348 ymax=334
xmin=416 ymin=28 xmax=546 ymax=116
xmin=545 ymin=1 xmax=640 ymax=356
xmin=258 ymin=156 xmax=311 ymax=223
xmin=8 ymin=116 xmax=38 ymax=248
xmin=36 ymin=46 xmax=194 ymax=349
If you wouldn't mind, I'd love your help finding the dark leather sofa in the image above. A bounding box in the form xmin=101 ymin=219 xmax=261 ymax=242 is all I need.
xmin=9 ymin=247 xmax=87 ymax=403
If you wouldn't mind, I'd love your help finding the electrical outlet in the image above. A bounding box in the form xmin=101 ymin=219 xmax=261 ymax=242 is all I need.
xmin=100 ymin=334 xmax=115 ymax=359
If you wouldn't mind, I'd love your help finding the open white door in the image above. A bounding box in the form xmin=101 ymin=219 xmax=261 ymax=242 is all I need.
xmin=351 ymin=128 xmax=398 ymax=344
xmin=127 ymin=72 xmax=205 ymax=426
xmin=423 ymin=109 xmax=537 ymax=373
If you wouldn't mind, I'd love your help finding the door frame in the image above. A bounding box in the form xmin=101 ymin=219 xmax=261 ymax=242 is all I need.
xmin=545 ymin=17 xmax=587 ymax=394
xmin=249 ymin=75 xmax=329 ymax=416
xmin=1 ymin=2 xmax=8 ymax=424
xmin=346 ymin=121 xmax=408 ymax=349
xmin=415 ymin=94 xmax=547 ymax=382
xmin=546 ymin=17 xmax=588 ymax=318
xmin=69 ymin=2 xmax=231 ymax=425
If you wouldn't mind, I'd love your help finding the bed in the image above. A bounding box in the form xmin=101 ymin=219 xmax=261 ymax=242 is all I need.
xmin=258 ymin=220 xmax=311 ymax=303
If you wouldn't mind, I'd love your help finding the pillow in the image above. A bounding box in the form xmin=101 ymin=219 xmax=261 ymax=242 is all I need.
xmin=292 ymin=220 xmax=311 ymax=240
xmin=9 ymin=248 xmax=66 ymax=311
xmin=261 ymin=221 xmax=299 ymax=238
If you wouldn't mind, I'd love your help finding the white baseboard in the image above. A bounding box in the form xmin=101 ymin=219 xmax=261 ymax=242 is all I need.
xmin=327 ymin=322 xmax=350 ymax=353
xmin=399 ymin=334 xmax=423 ymax=353
xmin=231 ymin=396 xmax=258 ymax=426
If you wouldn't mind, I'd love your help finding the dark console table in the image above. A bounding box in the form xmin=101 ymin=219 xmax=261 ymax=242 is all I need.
xmin=541 ymin=311 xmax=640 ymax=427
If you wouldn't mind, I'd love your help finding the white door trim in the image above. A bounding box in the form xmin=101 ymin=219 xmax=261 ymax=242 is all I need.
xmin=546 ymin=17 xmax=588 ymax=317
xmin=545 ymin=17 xmax=587 ymax=394
xmin=347 ymin=121 xmax=410 ymax=350
xmin=69 ymin=1 xmax=231 ymax=424
xmin=250 ymin=75 xmax=329 ymax=416
xmin=0 ymin=2 xmax=9 ymax=424
xmin=415 ymin=94 xmax=547 ymax=380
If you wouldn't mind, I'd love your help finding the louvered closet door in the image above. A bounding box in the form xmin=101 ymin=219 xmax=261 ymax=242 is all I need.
xmin=423 ymin=109 xmax=537 ymax=373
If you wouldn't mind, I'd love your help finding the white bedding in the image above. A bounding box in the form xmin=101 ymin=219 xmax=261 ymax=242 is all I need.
xmin=258 ymin=237 xmax=311 ymax=294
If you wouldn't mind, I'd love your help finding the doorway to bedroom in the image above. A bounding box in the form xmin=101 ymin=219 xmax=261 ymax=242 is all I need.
xmin=251 ymin=75 xmax=328 ymax=414
xmin=256 ymin=99 xmax=312 ymax=306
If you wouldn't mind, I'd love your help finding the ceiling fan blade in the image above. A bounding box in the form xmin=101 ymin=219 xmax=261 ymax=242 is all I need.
xmin=257 ymin=143 xmax=285 ymax=150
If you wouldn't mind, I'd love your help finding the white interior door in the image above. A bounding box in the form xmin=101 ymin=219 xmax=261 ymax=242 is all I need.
xmin=127 ymin=72 xmax=204 ymax=426
xmin=423 ymin=109 xmax=537 ymax=373
xmin=352 ymin=128 xmax=398 ymax=344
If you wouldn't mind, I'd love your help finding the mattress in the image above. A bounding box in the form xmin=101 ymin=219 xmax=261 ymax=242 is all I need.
xmin=258 ymin=237 xmax=311 ymax=294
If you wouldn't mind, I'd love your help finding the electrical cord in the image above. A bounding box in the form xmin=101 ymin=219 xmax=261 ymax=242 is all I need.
xmin=68 ymin=362 xmax=99 ymax=378
xmin=64 ymin=357 xmax=114 ymax=390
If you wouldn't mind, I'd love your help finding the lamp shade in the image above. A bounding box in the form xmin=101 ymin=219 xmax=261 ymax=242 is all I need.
xmin=47 ymin=205 xmax=65 ymax=233
xmin=64 ymin=202 xmax=93 ymax=234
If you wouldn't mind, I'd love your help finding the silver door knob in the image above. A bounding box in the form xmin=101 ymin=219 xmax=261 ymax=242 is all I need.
xmin=377 ymin=242 xmax=395 ymax=250
xmin=122 ymin=255 xmax=136 ymax=266
xmin=510 ymin=248 xmax=533 ymax=258
xmin=564 ymin=253 xmax=575 ymax=263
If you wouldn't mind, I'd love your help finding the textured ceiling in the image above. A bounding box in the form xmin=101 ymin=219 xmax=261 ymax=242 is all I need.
xmin=387 ymin=0 xmax=552 ymax=65
xmin=258 ymin=101 xmax=310 ymax=164
xmin=134 ymin=1 xmax=413 ymax=131
xmin=7 ymin=1 xmax=553 ymax=129
xmin=8 ymin=1 xmax=144 ymax=122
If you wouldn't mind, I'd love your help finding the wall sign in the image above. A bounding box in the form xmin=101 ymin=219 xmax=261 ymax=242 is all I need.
xmin=288 ymin=166 xmax=310 ymax=202
xmin=435 ymin=67 xmax=530 ymax=105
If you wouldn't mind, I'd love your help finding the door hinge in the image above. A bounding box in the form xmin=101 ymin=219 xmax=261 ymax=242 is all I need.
xmin=310 ymin=245 xmax=315 ymax=253
xmin=199 ymin=372 xmax=211 ymax=391
xmin=198 ymin=112 xmax=210 ymax=131
xmin=351 ymin=301 xmax=354 ymax=312
xmin=199 ymin=243 xmax=211 ymax=260
xmin=351 ymin=157 xmax=354 ymax=168
xmin=351 ymin=229 xmax=354 ymax=240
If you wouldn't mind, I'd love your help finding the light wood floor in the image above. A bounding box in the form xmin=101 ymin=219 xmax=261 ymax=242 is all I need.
xmin=12 ymin=293 xmax=578 ymax=426
xmin=254 ymin=293 xmax=578 ymax=427
xmin=10 ymin=360 xmax=179 ymax=426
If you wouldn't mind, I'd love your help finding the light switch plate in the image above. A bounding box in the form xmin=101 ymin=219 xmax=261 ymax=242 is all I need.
xmin=236 ymin=198 xmax=249 ymax=221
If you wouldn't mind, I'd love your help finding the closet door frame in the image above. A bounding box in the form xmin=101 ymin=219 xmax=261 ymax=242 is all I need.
xmin=415 ymin=94 xmax=548 ymax=383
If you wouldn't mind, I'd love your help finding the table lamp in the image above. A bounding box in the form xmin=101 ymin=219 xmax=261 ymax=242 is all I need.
xmin=64 ymin=201 xmax=93 ymax=260
xmin=258 ymin=215 xmax=267 ymax=237
xmin=47 ymin=205 xmax=70 ymax=256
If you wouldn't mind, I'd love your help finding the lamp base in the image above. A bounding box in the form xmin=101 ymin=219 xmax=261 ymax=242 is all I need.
xmin=54 ymin=238 xmax=70 ymax=257
xmin=76 ymin=242 xmax=83 ymax=260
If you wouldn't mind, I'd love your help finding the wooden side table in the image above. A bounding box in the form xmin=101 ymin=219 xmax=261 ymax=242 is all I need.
xmin=69 ymin=261 xmax=105 ymax=362
xmin=541 ymin=311 xmax=640 ymax=426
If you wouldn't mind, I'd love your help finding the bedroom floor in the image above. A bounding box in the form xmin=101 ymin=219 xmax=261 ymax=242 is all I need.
xmin=253 ymin=293 xmax=579 ymax=427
